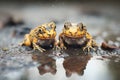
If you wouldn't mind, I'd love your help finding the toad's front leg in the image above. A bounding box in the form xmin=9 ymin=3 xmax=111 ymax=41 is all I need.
xmin=83 ymin=39 xmax=95 ymax=52
xmin=53 ymin=39 xmax=60 ymax=50
xmin=59 ymin=35 xmax=67 ymax=50
xmin=33 ymin=42 xmax=46 ymax=52
xmin=83 ymin=33 xmax=97 ymax=52
xmin=19 ymin=34 xmax=31 ymax=46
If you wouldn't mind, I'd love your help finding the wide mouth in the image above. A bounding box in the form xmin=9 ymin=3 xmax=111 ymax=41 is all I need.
xmin=64 ymin=35 xmax=85 ymax=39
xmin=39 ymin=37 xmax=55 ymax=40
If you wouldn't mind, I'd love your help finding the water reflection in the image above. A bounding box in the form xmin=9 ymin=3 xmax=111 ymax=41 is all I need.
xmin=1 ymin=49 xmax=119 ymax=80
xmin=32 ymin=48 xmax=92 ymax=77
xmin=107 ymin=56 xmax=120 ymax=80
xmin=32 ymin=51 xmax=57 ymax=75
xmin=60 ymin=47 xmax=92 ymax=56
xmin=63 ymin=54 xmax=91 ymax=77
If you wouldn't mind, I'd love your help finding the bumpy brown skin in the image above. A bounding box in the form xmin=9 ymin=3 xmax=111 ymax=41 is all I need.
xmin=59 ymin=22 xmax=98 ymax=52
xmin=20 ymin=22 xmax=57 ymax=52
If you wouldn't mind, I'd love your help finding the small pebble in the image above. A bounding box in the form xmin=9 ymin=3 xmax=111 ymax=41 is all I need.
xmin=116 ymin=37 xmax=120 ymax=41
xmin=2 ymin=47 xmax=9 ymax=51
xmin=101 ymin=42 xmax=119 ymax=51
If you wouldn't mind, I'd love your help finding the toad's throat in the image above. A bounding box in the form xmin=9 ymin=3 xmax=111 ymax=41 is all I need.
xmin=63 ymin=36 xmax=88 ymax=46
xmin=37 ymin=39 xmax=55 ymax=48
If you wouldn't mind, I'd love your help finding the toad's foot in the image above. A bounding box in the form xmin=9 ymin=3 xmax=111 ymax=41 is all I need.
xmin=60 ymin=46 xmax=67 ymax=50
xmin=33 ymin=43 xmax=46 ymax=52
xmin=83 ymin=45 xmax=95 ymax=52
xmin=19 ymin=41 xmax=25 ymax=46
xmin=19 ymin=42 xmax=23 ymax=46
xmin=53 ymin=46 xmax=61 ymax=50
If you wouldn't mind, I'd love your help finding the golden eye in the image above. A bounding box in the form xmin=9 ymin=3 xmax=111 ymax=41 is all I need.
xmin=77 ymin=23 xmax=86 ymax=31
xmin=64 ymin=25 xmax=69 ymax=29
xmin=49 ymin=22 xmax=56 ymax=29
xmin=77 ymin=23 xmax=83 ymax=27
xmin=82 ymin=26 xmax=87 ymax=30
xmin=64 ymin=22 xmax=72 ymax=29
xmin=38 ymin=29 xmax=44 ymax=34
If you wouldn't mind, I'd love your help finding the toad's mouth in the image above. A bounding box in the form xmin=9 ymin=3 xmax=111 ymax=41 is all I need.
xmin=64 ymin=34 xmax=85 ymax=38
xmin=39 ymin=37 xmax=55 ymax=40
xmin=39 ymin=35 xmax=56 ymax=39
xmin=64 ymin=35 xmax=87 ymax=40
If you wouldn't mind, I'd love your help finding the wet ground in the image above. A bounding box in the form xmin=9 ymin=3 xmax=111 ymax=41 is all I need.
xmin=0 ymin=3 xmax=120 ymax=80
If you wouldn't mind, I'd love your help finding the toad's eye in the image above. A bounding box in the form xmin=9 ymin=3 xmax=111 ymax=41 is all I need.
xmin=81 ymin=26 xmax=87 ymax=31
xmin=64 ymin=25 xmax=69 ymax=30
xmin=77 ymin=23 xmax=86 ymax=31
xmin=64 ymin=22 xmax=72 ymax=29
xmin=38 ymin=29 xmax=44 ymax=34
xmin=77 ymin=23 xmax=83 ymax=27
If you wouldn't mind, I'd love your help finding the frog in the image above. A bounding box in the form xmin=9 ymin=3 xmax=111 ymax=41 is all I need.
xmin=20 ymin=22 xmax=57 ymax=52
xmin=59 ymin=22 xmax=98 ymax=52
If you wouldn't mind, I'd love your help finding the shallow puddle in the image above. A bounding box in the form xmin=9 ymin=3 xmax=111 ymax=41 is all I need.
xmin=1 ymin=49 xmax=120 ymax=80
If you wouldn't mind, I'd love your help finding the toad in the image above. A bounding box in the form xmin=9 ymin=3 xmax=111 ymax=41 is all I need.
xmin=20 ymin=22 xmax=57 ymax=52
xmin=59 ymin=22 xmax=98 ymax=52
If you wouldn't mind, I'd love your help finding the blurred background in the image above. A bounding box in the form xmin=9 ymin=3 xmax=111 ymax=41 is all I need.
xmin=0 ymin=0 xmax=120 ymax=46
xmin=0 ymin=0 xmax=120 ymax=24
